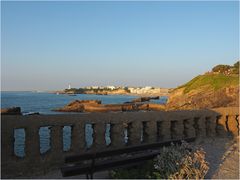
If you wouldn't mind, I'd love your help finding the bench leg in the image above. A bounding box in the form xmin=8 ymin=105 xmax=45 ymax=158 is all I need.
xmin=90 ymin=173 xmax=93 ymax=179
xmin=86 ymin=174 xmax=89 ymax=179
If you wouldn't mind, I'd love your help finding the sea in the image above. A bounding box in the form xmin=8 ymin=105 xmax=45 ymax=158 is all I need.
xmin=1 ymin=91 xmax=168 ymax=157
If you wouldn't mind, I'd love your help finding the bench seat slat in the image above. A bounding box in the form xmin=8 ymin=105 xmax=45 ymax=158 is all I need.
xmin=61 ymin=151 xmax=159 ymax=177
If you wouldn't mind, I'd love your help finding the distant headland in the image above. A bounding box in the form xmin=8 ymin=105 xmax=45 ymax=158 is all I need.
xmin=53 ymin=86 xmax=170 ymax=96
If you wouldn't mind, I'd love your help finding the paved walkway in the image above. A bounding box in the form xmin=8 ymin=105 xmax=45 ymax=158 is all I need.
xmin=202 ymin=137 xmax=239 ymax=179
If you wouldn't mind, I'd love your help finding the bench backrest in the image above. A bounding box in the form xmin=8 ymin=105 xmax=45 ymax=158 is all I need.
xmin=65 ymin=137 xmax=195 ymax=163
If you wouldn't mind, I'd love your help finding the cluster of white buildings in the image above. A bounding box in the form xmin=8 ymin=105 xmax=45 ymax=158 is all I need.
xmin=84 ymin=86 xmax=118 ymax=90
xmin=128 ymin=86 xmax=169 ymax=95
xmin=69 ymin=85 xmax=169 ymax=95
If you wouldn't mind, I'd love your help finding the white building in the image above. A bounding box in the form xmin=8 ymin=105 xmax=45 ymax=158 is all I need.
xmin=91 ymin=86 xmax=99 ymax=89
xmin=106 ymin=86 xmax=116 ymax=90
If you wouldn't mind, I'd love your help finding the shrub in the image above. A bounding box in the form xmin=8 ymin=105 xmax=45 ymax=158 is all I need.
xmin=110 ymin=141 xmax=209 ymax=179
xmin=110 ymin=160 xmax=155 ymax=179
xmin=233 ymin=61 xmax=239 ymax=74
xmin=153 ymin=141 xmax=209 ymax=179
xmin=212 ymin=64 xmax=231 ymax=73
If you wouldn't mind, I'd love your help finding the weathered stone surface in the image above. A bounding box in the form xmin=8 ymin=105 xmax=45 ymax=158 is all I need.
xmin=148 ymin=103 xmax=165 ymax=111
xmin=1 ymin=107 xmax=22 ymax=115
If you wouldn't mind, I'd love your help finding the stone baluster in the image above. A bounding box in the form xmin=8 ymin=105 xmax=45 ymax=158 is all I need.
xmin=216 ymin=115 xmax=228 ymax=137
xmin=196 ymin=116 xmax=207 ymax=137
xmin=92 ymin=122 xmax=106 ymax=150
xmin=170 ymin=120 xmax=184 ymax=140
xmin=71 ymin=123 xmax=85 ymax=153
xmin=183 ymin=119 xmax=196 ymax=139
xmin=205 ymin=116 xmax=216 ymax=137
xmin=160 ymin=120 xmax=171 ymax=141
xmin=25 ymin=126 xmax=40 ymax=162
xmin=111 ymin=123 xmax=125 ymax=148
xmin=145 ymin=120 xmax=157 ymax=143
xmin=1 ymin=128 xmax=14 ymax=164
xmin=49 ymin=126 xmax=63 ymax=164
xmin=129 ymin=121 xmax=142 ymax=145
xmin=227 ymin=115 xmax=239 ymax=136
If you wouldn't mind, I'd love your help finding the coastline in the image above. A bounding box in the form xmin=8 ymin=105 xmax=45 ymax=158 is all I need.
xmin=50 ymin=90 xmax=170 ymax=97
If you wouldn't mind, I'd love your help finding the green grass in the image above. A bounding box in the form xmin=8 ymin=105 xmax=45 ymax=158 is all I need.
xmin=177 ymin=74 xmax=239 ymax=94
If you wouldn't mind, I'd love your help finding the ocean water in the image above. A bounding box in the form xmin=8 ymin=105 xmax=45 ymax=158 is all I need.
xmin=1 ymin=91 xmax=168 ymax=157
xmin=1 ymin=91 xmax=167 ymax=114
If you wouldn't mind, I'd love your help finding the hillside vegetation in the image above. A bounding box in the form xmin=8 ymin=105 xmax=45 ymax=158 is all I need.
xmin=178 ymin=74 xmax=239 ymax=94
xmin=167 ymin=61 xmax=239 ymax=110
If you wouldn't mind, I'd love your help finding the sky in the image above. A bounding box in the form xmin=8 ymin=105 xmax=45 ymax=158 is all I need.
xmin=1 ymin=1 xmax=239 ymax=91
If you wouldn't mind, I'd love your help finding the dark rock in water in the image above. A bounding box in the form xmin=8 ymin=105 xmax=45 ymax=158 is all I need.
xmin=53 ymin=99 xmax=101 ymax=112
xmin=129 ymin=96 xmax=160 ymax=103
xmin=1 ymin=107 xmax=22 ymax=115
xmin=24 ymin=112 xmax=40 ymax=115
xmin=84 ymin=104 xmax=122 ymax=112
xmin=53 ymin=99 xmax=166 ymax=113
xmin=148 ymin=103 xmax=165 ymax=111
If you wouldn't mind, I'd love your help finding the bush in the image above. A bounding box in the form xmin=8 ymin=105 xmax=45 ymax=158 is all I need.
xmin=153 ymin=141 xmax=209 ymax=179
xmin=110 ymin=141 xmax=209 ymax=179
xmin=212 ymin=64 xmax=231 ymax=73
xmin=233 ymin=61 xmax=239 ymax=74
xmin=110 ymin=160 xmax=155 ymax=179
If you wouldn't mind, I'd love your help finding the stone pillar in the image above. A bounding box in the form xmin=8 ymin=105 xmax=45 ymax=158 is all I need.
xmin=205 ymin=116 xmax=216 ymax=137
xmin=196 ymin=116 xmax=207 ymax=138
xmin=1 ymin=127 xmax=15 ymax=177
xmin=227 ymin=115 xmax=239 ymax=136
xmin=71 ymin=123 xmax=85 ymax=153
xmin=24 ymin=126 xmax=42 ymax=175
xmin=170 ymin=120 xmax=184 ymax=140
xmin=161 ymin=120 xmax=171 ymax=141
xmin=51 ymin=126 xmax=63 ymax=152
xmin=111 ymin=123 xmax=125 ymax=148
xmin=183 ymin=119 xmax=196 ymax=139
xmin=216 ymin=115 xmax=228 ymax=137
xmin=129 ymin=121 xmax=142 ymax=145
xmin=49 ymin=126 xmax=64 ymax=165
xmin=25 ymin=126 xmax=40 ymax=161
xmin=145 ymin=120 xmax=157 ymax=143
xmin=93 ymin=122 xmax=106 ymax=150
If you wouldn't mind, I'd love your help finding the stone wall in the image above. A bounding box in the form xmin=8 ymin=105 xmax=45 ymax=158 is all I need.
xmin=1 ymin=107 xmax=239 ymax=178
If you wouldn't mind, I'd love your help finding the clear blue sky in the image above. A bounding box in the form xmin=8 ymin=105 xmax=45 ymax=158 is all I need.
xmin=1 ymin=1 xmax=239 ymax=91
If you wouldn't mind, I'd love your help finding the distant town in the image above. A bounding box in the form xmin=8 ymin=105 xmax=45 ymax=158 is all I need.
xmin=57 ymin=85 xmax=170 ymax=96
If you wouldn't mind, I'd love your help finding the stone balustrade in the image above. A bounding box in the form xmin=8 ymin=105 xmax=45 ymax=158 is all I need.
xmin=1 ymin=107 xmax=239 ymax=178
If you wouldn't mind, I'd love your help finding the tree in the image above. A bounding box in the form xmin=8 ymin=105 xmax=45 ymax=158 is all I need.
xmin=212 ymin=64 xmax=231 ymax=73
xmin=233 ymin=61 xmax=239 ymax=74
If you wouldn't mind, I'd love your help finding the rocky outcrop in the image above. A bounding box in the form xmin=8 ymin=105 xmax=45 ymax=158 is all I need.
xmin=125 ymin=96 xmax=159 ymax=103
xmin=54 ymin=99 xmax=166 ymax=113
xmin=166 ymin=86 xmax=239 ymax=110
xmin=1 ymin=107 xmax=22 ymax=115
xmin=166 ymin=63 xmax=239 ymax=110
xmin=54 ymin=100 xmax=101 ymax=112
xmin=148 ymin=103 xmax=165 ymax=111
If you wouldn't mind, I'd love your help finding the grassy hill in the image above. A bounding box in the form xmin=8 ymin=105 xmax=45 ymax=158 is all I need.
xmin=177 ymin=74 xmax=239 ymax=94
xmin=167 ymin=61 xmax=239 ymax=110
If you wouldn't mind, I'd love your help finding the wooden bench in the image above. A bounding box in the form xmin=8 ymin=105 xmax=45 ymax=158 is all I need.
xmin=61 ymin=137 xmax=195 ymax=178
